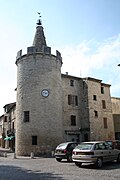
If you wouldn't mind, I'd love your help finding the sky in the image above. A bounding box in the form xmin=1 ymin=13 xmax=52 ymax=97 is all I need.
xmin=0 ymin=0 xmax=120 ymax=114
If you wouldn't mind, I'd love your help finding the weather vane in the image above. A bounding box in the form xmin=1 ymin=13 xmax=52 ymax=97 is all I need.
xmin=37 ymin=12 xmax=41 ymax=18
xmin=37 ymin=12 xmax=42 ymax=26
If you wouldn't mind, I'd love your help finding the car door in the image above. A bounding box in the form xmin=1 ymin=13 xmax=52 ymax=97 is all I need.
xmin=105 ymin=141 xmax=120 ymax=161
xmin=109 ymin=148 xmax=120 ymax=161
xmin=94 ymin=142 xmax=110 ymax=162
xmin=104 ymin=142 xmax=119 ymax=162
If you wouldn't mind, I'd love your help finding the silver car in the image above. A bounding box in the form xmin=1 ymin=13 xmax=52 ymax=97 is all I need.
xmin=72 ymin=141 xmax=120 ymax=168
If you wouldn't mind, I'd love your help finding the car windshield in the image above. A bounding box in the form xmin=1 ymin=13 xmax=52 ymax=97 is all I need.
xmin=75 ymin=143 xmax=93 ymax=150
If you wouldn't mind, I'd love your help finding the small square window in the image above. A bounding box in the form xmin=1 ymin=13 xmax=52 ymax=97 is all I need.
xmin=103 ymin=118 xmax=107 ymax=128
xmin=71 ymin=115 xmax=76 ymax=126
xmin=32 ymin=136 xmax=37 ymax=145
xmin=70 ymin=80 xmax=74 ymax=86
xmin=12 ymin=122 xmax=14 ymax=130
xmin=75 ymin=96 xmax=78 ymax=106
xmin=102 ymin=100 xmax=106 ymax=109
xmin=93 ymin=95 xmax=97 ymax=101
xmin=101 ymin=86 xmax=104 ymax=94
xmin=68 ymin=95 xmax=71 ymax=105
xmin=4 ymin=116 xmax=7 ymax=122
xmin=94 ymin=110 xmax=98 ymax=117
xmin=24 ymin=111 xmax=29 ymax=122
xmin=68 ymin=95 xmax=78 ymax=106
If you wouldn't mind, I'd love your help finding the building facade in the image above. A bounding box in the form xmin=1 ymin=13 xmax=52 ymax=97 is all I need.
xmin=61 ymin=75 xmax=90 ymax=143
xmin=0 ymin=103 xmax=16 ymax=150
xmin=111 ymin=97 xmax=120 ymax=139
xmin=62 ymin=75 xmax=115 ymax=143
xmin=85 ymin=78 xmax=115 ymax=141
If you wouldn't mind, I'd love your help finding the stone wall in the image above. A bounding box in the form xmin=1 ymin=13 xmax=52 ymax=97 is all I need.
xmin=85 ymin=78 xmax=115 ymax=140
xmin=111 ymin=97 xmax=120 ymax=136
xmin=111 ymin=97 xmax=120 ymax=114
xmin=61 ymin=75 xmax=90 ymax=142
xmin=16 ymin=52 xmax=63 ymax=156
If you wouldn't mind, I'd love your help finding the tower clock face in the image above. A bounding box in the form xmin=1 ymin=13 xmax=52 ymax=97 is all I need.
xmin=41 ymin=89 xmax=49 ymax=97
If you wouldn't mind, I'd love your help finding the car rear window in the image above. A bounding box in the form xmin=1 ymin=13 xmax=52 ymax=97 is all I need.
xmin=75 ymin=143 xmax=93 ymax=150
xmin=106 ymin=141 xmax=120 ymax=149
xmin=106 ymin=141 xmax=112 ymax=146
xmin=56 ymin=143 xmax=68 ymax=149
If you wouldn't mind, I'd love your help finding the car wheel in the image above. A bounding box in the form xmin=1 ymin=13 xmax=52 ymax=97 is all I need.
xmin=117 ymin=154 xmax=120 ymax=163
xmin=67 ymin=155 xmax=72 ymax=162
xmin=75 ymin=162 xmax=82 ymax=167
xmin=95 ymin=158 xmax=103 ymax=168
xmin=56 ymin=158 xmax=62 ymax=162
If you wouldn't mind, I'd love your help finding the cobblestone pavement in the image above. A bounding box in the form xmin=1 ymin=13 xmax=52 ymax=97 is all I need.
xmin=0 ymin=152 xmax=120 ymax=180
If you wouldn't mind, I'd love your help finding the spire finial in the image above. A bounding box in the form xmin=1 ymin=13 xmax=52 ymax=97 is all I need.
xmin=37 ymin=12 xmax=42 ymax=26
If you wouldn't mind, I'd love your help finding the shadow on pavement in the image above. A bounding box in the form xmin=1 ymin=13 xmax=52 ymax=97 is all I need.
xmin=0 ymin=165 xmax=64 ymax=180
xmin=72 ymin=161 xmax=120 ymax=170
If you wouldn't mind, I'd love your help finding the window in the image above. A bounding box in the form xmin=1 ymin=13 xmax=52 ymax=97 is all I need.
xmin=4 ymin=116 xmax=7 ymax=122
xmin=24 ymin=111 xmax=29 ymax=122
xmin=94 ymin=143 xmax=107 ymax=150
xmin=102 ymin=100 xmax=106 ymax=109
xmin=4 ymin=107 xmax=7 ymax=113
xmin=68 ymin=95 xmax=71 ymax=105
xmin=70 ymin=80 xmax=74 ymax=86
xmin=103 ymin=118 xmax=107 ymax=128
xmin=93 ymin=95 xmax=97 ymax=101
xmin=94 ymin=110 xmax=98 ymax=117
xmin=71 ymin=115 xmax=76 ymax=126
xmin=68 ymin=95 xmax=78 ymax=106
xmin=75 ymin=96 xmax=78 ymax=106
xmin=101 ymin=86 xmax=104 ymax=94
xmin=12 ymin=122 xmax=14 ymax=130
xmin=32 ymin=136 xmax=37 ymax=145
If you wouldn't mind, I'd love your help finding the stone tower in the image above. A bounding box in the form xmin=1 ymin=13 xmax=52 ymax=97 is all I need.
xmin=15 ymin=17 xmax=63 ymax=156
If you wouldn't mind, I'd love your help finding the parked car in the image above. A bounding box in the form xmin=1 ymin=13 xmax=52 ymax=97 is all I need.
xmin=72 ymin=141 xmax=120 ymax=168
xmin=105 ymin=140 xmax=120 ymax=150
xmin=55 ymin=142 xmax=78 ymax=162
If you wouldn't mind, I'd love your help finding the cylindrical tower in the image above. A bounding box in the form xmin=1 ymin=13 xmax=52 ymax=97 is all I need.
xmin=15 ymin=18 xmax=63 ymax=156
